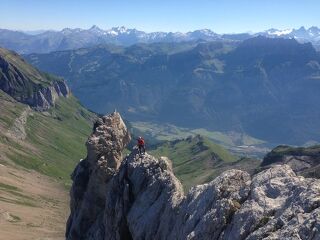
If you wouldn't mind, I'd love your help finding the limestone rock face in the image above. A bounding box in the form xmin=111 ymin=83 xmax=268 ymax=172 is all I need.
xmin=25 ymin=80 xmax=70 ymax=111
xmin=0 ymin=47 xmax=70 ymax=111
xmin=102 ymin=153 xmax=184 ymax=240
xmin=66 ymin=112 xmax=131 ymax=239
xmin=66 ymin=113 xmax=320 ymax=240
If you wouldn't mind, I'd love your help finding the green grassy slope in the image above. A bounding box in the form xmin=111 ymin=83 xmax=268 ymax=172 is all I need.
xmin=0 ymin=91 xmax=26 ymax=129
xmin=0 ymin=90 xmax=95 ymax=187
xmin=150 ymin=135 xmax=239 ymax=190
xmin=132 ymin=121 xmax=265 ymax=146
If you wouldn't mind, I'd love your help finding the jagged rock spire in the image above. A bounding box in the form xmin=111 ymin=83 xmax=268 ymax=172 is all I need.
xmin=66 ymin=112 xmax=131 ymax=239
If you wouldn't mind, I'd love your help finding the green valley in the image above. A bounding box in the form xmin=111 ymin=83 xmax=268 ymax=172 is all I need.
xmin=149 ymin=135 xmax=260 ymax=190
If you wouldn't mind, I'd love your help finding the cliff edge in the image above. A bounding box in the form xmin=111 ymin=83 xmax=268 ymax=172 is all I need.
xmin=66 ymin=112 xmax=320 ymax=240
xmin=0 ymin=47 xmax=70 ymax=110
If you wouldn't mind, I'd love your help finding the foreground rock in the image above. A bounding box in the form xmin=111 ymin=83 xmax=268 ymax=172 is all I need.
xmin=66 ymin=112 xmax=131 ymax=239
xmin=66 ymin=113 xmax=320 ymax=240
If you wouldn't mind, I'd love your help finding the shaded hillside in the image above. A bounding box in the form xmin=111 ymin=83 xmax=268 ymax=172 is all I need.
xmin=26 ymin=37 xmax=320 ymax=145
xmin=0 ymin=47 xmax=69 ymax=110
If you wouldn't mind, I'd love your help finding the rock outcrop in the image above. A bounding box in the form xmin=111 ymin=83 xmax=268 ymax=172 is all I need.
xmin=24 ymin=80 xmax=70 ymax=111
xmin=67 ymin=113 xmax=320 ymax=240
xmin=0 ymin=47 xmax=70 ymax=111
xmin=7 ymin=106 xmax=31 ymax=140
xmin=66 ymin=112 xmax=131 ymax=239
xmin=261 ymin=145 xmax=320 ymax=179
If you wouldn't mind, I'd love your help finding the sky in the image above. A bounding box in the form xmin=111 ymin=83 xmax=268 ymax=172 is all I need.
xmin=0 ymin=0 xmax=318 ymax=33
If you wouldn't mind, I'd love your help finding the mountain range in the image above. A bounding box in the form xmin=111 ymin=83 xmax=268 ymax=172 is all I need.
xmin=1 ymin=44 xmax=320 ymax=239
xmin=25 ymin=36 xmax=320 ymax=145
xmin=1 ymin=25 xmax=320 ymax=54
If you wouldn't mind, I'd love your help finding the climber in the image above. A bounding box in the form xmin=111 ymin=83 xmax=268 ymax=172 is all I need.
xmin=137 ymin=136 xmax=146 ymax=155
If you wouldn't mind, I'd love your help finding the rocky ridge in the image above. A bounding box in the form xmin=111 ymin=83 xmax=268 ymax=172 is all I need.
xmin=66 ymin=112 xmax=320 ymax=240
xmin=261 ymin=145 xmax=320 ymax=179
xmin=0 ymin=47 xmax=70 ymax=110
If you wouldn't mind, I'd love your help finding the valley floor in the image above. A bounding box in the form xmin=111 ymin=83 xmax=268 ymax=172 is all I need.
xmin=0 ymin=163 xmax=68 ymax=240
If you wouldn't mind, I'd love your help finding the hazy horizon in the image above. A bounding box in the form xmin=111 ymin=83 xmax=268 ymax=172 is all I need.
xmin=2 ymin=25 xmax=319 ymax=35
xmin=0 ymin=0 xmax=318 ymax=34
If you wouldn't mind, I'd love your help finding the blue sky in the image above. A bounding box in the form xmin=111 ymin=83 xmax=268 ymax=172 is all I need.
xmin=0 ymin=0 xmax=318 ymax=33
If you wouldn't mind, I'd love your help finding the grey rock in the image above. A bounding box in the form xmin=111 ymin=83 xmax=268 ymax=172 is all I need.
xmin=67 ymin=113 xmax=320 ymax=240
xmin=0 ymin=47 xmax=70 ymax=111
xmin=66 ymin=112 xmax=131 ymax=239
xmin=7 ymin=106 xmax=31 ymax=140
xmin=29 ymin=80 xmax=70 ymax=111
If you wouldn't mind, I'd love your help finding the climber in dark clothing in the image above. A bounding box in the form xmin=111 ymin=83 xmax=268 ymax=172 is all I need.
xmin=137 ymin=136 xmax=146 ymax=155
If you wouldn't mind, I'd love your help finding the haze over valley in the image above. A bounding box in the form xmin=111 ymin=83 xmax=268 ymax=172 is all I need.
xmin=22 ymin=32 xmax=320 ymax=147
xmin=1 ymin=1 xmax=320 ymax=239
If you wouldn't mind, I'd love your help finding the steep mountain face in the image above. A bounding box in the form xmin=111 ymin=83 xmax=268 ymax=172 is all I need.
xmin=0 ymin=47 xmax=70 ymax=110
xmin=26 ymin=37 xmax=320 ymax=145
xmin=1 ymin=26 xmax=320 ymax=54
xmin=67 ymin=112 xmax=320 ymax=240
xmin=261 ymin=145 xmax=320 ymax=178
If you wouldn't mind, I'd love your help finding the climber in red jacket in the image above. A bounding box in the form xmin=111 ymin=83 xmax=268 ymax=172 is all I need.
xmin=137 ymin=136 xmax=146 ymax=155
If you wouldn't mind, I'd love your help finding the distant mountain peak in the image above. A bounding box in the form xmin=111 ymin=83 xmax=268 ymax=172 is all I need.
xmin=61 ymin=27 xmax=73 ymax=34
xmin=88 ymin=25 xmax=105 ymax=34
xmin=90 ymin=24 xmax=99 ymax=29
xmin=1 ymin=25 xmax=320 ymax=54
xmin=266 ymin=28 xmax=293 ymax=36
xmin=112 ymin=26 xmax=129 ymax=33
xmin=297 ymin=26 xmax=307 ymax=31
xmin=89 ymin=25 xmax=101 ymax=30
